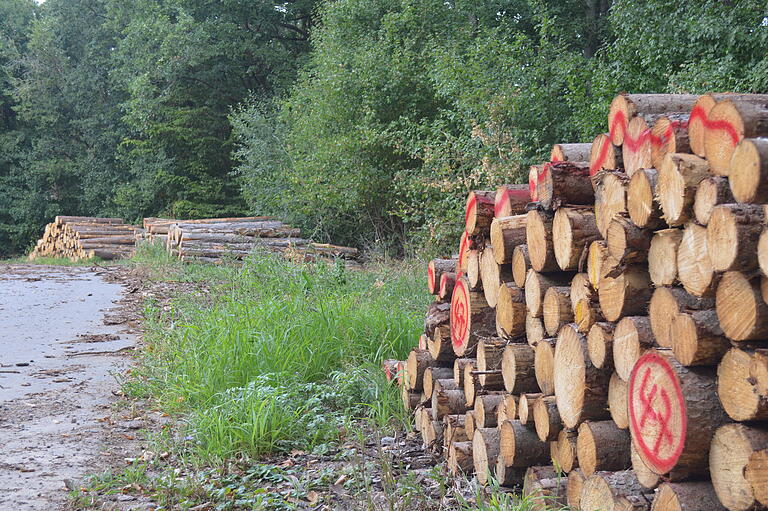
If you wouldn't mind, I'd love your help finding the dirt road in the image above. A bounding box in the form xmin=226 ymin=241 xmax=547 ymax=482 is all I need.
xmin=0 ymin=264 xmax=144 ymax=510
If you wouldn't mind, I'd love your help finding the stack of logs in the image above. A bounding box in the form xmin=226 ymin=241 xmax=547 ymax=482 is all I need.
xmin=165 ymin=217 xmax=360 ymax=266
xmin=29 ymin=216 xmax=138 ymax=261
xmin=142 ymin=217 xmax=176 ymax=245
xmin=387 ymin=92 xmax=768 ymax=511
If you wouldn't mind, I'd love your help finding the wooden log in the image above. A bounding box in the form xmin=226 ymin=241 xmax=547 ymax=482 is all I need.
xmin=718 ymin=348 xmax=768 ymax=422
xmin=55 ymin=215 xmax=124 ymax=225
xmin=463 ymin=363 xmax=479 ymax=407
xmin=496 ymin=393 xmax=518 ymax=424
xmin=730 ymin=138 xmax=768 ymax=204
xmin=453 ymin=358 xmax=475 ymax=387
xmin=580 ymin=470 xmax=653 ymax=511
xmin=710 ymin=424 xmax=768 ymax=511
xmin=533 ymin=395 xmax=562 ymax=442
xmin=648 ymin=229 xmax=683 ymax=287
xmin=623 ymin=115 xmax=654 ymax=177
xmin=598 ymin=266 xmax=652 ymax=322
xmin=458 ymin=231 xmax=471 ymax=274
xmin=759 ymin=229 xmax=768 ymax=278
xmin=450 ymin=277 xmax=496 ymax=356
xmin=538 ymin=161 xmax=594 ymax=209
xmin=577 ymin=420 xmax=631 ymax=476
xmin=526 ymin=210 xmax=559 ymax=272
xmin=716 ymin=271 xmax=768 ymax=341
xmin=473 ymin=427 xmax=501 ymax=485
xmin=629 ymin=350 xmax=729 ymax=479
xmin=428 ymin=258 xmax=456 ymax=295
xmin=524 ymin=270 xmax=574 ymax=319
xmin=554 ymin=324 xmax=611 ymax=428
xmin=534 ymin=339 xmax=557 ymax=396
xmin=750 ymin=349 xmax=768 ymax=397
xmin=567 ymin=469 xmax=587 ymax=510
xmin=523 ymin=465 xmax=568 ymax=511
xmin=590 ymin=133 xmax=623 ymax=175
xmin=543 ymin=286 xmax=572 ymax=336
xmin=466 ymin=190 xmax=496 ymax=236
xmin=431 ymin=388 xmax=468 ymax=420
xmin=511 ymin=244 xmax=530 ymax=288
xmin=476 ymin=337 xmax=506 ymax=389
xmin=746 ymin=448 xmax=768 ymax=508
xmin=630 ymin=442 xmax=660 ymax=491
xmin=649 ymin=287 xmax=714 ymax=349
xmin=571 ymin=273 xmax=595 ymax=312
xmin=708 ymin=204 xmax=764 ymax=272
xmin=518 ymin=392 xmax=542 ymax=425
xmin=595 ymin=170 xmax=629 ymax=238
xmin=651 ymin=113 xmax=692 ymax=169
xmin=480 ymin=247 xmax=511 ymax=307
xmin=651 ymin=481 xmax=726 ymax=511
xmin=495 ymin=457 xmax=526 ymax=487
xmin=443 ymin=414 xmax=468 ymax=447
xmin=689 ymin=94 xmax=720 ymax=157
xmin=422 ymin=369 xmax=454 ymax=401
xmin=428 ymin=325 xmax=454 ymax=364
xmin=402 ymin=386 xmax=421 ymax=410
xmin=501 ymin=343 xmax=538 ymax=394
xmin=587 ymin=322 xmax=615 ymax=370
xmin=474 ymin=393 xmax=505 ymax=429
xmin=677 ymin=223 xmax=717 ymax=297
xmin=494 ymin=184 xmax=530 ymax=218
xmin=447 ymin=440 xmax=474 ymax=474
xmin=614 ymin=316 xmax=655 ymax=381
xmin=526 ymin=313 xmax=545 ymax=346
xmin=627 ymin=168 xmax=664 ymax=229
xmin=467 ymin=249 xmax=482 ymax=290
xmin=381 ymin=359 xmax=400 ymax=382
xmin=553 ymin=208 xmax=600 ymax=271
xmin=490 ymin=214 xmax=527 ymax=264
xmin=424 ymin=301 xmax=451 ymax=339
xmin=609 ymin=94 xmax=698 ymax=147
xmin=705 ymin=99 xmax=768 ymax=175
xmin=529 ymin=164 xmax=543 ymax=202
xmin=496 ymin=283 xmax=526 ymax=338
xmin=422 ymin=419 xmax=444 ymax=454
xmin=607 ymin=215 xmax=652 ymax=264
xmin=587 ymin=240 xmax=616 ymax=289
xmin=657 ymin=153 xmax=710 ymax=226
xmin=671 ymin=310 xmax=729 ymax=366
xmin=693 ymin=177 xmax=734 ymax=226
xmin=499 ymin=419 xmax=550 ymax=468
xmin=557 ymin=429 xmax=579 ymax=472
xmin=609 ymin=372 xmax=629 ymax=429
xmin=438 ymin=272 xmax=456 ymax=301
xmin=551 ymin=143 xmax=592 ymax=163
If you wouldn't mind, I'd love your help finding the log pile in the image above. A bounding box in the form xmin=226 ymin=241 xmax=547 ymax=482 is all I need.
xmin=391 ymin=92 xmax=768 ymax=510
xmin=165 ymin=217 xmax=360 ymax=266
xmin=29 ymin=216 xmax=139 ymax=261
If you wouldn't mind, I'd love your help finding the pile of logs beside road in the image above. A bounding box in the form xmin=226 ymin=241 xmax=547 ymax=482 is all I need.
xmin=29 ymin=216 xmax=139 ymax=261
xmin=389 ymin=92 xmax=768 ymax=511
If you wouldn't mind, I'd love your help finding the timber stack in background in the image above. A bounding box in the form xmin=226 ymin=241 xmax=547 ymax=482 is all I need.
xmin=389 ymin=92 xmax=768 ymax=511
xmin=29 ymin=216 xmax=139 ymax=261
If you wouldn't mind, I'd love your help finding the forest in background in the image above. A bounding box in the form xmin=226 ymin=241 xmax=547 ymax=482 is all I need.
xmin=0 ymin=0 xmax=766 ymax=257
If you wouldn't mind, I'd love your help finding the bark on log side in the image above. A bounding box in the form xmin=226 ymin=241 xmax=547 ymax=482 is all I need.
xmin=480 ymin=247 xmax=512 ymax=308
xmin=473 ymin=427 xmax=501 ymax=485
xmin=588 ymin=322 xmax=616 ymax=371
xmin=502 ymin=342 xmax=539 ymax=394
xmin=613 ymin=316 xmax=655 ymax=381
xmin=677 ymin=223 xmax=718 ymax=297
xmin=607 ymin=214 xmax=652 ymax=264
xmin=707 ymin=203 xmax=765 ymax=272
xmin=580 ymin=470 xmax=653 ymax=511
xmin=428 ymin=258 xmax=456 ymax=295
xmin=499 ymin=420 xmax=551 ymax=468
xmin=495 ymin=456 xmax=526 ymax=487
xmin=494 ymin=184 xmax=530 ymax=218
xmin=538 ymin=161 xmax=595 ymax=209
xmin=628 ymin=168 xmax=664 ymax=229
xmin=402 ymin=387 xmax=421 ymax=410
xmin=598 ymin=266 xmax=652 ymax=322
xmin=608 ymin=94 xmax=698 ymax=147
xmin=609 ymin=372 xmax=629 ymax=429
xmin=512 ymin=244 xmax=530 ymax=288
xmin=534 ymin=339 xmax=557 ymax=396
xmin=448 ymin=441 xmax=474 ymax=475
xmin=651 ymin=481 xmax=726 ymax=511
xmin=651 ymin=113 xmax=692 ymax=170
xmin=466 ymin=190 xmax=496 ymax=236
xmin=657 ymin=153 xmax=711 ymax=226
xmin=553 ymin=207 xmax=601 ymax=271
xmin=717 ymin=348 xmax=768 ymax=422
xmin=490 ymin=214 xmax=528 ymax=264
xmin=648 ymin=229 xmax=683 ymax=287
xmin=524 ymin=269 xmax=574 ymax=318
xmin=576 ymin=420 xmax=631 ymax=476
xmin=431 ymin=388 xmax=468 ymax=420
xmin=716 ymin=271 xmax=768 ymax=341
xmin=425 ymin=301 xmax=451 ymax=339
xmin=693 ymin=177 xmax=734 ymax=226
xmin=590 ymin=133 xmax=624 ymax=174
xmin=533 ymin=395 xmax=562 ymax=442
xmin=450 ymin=277 xmax=496 ymax=357
xmin=671 ymin=310 xmax=729 ymax=366
xmin=710 ymin=424 xmax=768 ymax=511
xmin=543 ymin=286 xmax=573 ymax=336
xmin=551 ymin=143 xmax=592 ymax=163
xmin=496 ymin=283 xmax=526 ymax=338
xmin=704 ymin=99 xmax=768 ymax=175
xmin=406 ymin=349 xmax=434 ymax=391
xmin=474 ymin=393 xmax=506 ymax=429
xmin=649 ymin=287 xmax=714 ymax=349
xmin=526 ymin=210 xmax=559 ymax=272
xmin=554 ymin=324 xmax=611 ymax=428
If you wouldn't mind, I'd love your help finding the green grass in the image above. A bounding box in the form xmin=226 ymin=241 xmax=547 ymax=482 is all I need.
xmin=127 ymin=245 xmax=430 ymax=460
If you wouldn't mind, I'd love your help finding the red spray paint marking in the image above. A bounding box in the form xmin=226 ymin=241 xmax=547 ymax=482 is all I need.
xmin=427 ymin=264 xmax=435 ymax=293
xmin=689 ymin=104 xmax=740 ymax=146
xmin=458 ymin=231 xmax=469 ymax=270
xmin=450 ymin=280 xmax=469 ymax=348
xmin=589 ymin=139 xmax=611 ymax=175
xmin=623 ymin=129 xmax=650 ymax=153
xmin=609 ymin=110 xmax=627 ymax=142
xmin=648 ymin=120 xmax=688 ymax=148
xmin=465 ymin=195 xmax=476 ymax=225
xmin=629 ymin=352 xmax=686 ymax=473
xmin=384 ymin=364 xmax=392 ymax=381
xmin=439 ymin=273 xmax=447 ymax=297
xmin=528 ymin=169 xmax=538 ymax=201
xmin=495 ymin=187 xmax=531 ymax=216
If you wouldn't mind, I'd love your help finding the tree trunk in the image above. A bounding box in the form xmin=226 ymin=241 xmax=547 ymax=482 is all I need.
xmin=499 ymin=420 xmax=551 ymax=468
xmin=447 ymin=440 xmax=474 ymax=474
xmin=677 ymin=223 xmax=718 ymax=297
xmin=595 ymin=170 xmax=629 ymax=237
xmin=730 ymin=138 xmax=768 ymax=204
xmin=526 ymin=313 xmax=546 ymax=346
xmin=627 ymin=168 xmax=663 ymax=229
xmin=523 ymin=465 xmax=568 ymax=511
xmin=580 ymin=470 xmax=653 ymax=511
xmin=467 ymin=249 xmax=482 ymax=290
xmin=746 ymin=448 xmax=768 ymax=508
xmin=577 ymin=420 xmax=631 ymax=476
xmin=428 ymin=258 xmax=457 ymax=295
xmin=496 ymin=283 xmax=526 ymax=339
xmin=567 ymin=469 xmax=587 ymax=510
xmin=551 ymin=143 xmax=592 ymax=162
xmin=648 ymin=287 xmax=714 ymax=349
xmin=651 ymin=112 xmax=692 ymax=169
xmin=428 ymin=325 xmax=454 ymax=364
xmin=622 ymin=115 xmax=653 ymax=177
xmin=517 ymin=392 xmax=542 ymax=425
xmin=718 ymin=348 xmax=768 ymax=422
xmin=588 ymin=240 xmax=619 ymax=290
xmin=450 ymin=277 xmax=496 ymax=356
xmin=648 ymin=229 xmax=683 ymax=287
xmin=453 ymin=358 xmax=475 ymax=387
xmin=543 ymin=286 xmax=573 ymax=336
xmin=524 ymin=270 xmax=574 ymax=318
xmin=557 ymin=428 xmax=579 ymax=472
xmin=490 ymin=214 xmax=528 ymax=264
xmin=538 ymin=161 xmax=595 ymax=209
xmin=476 ymin=337 xmax=506 ymax=388
xmin=587 ymin=321 xmax=615 ymax=370
xmin=431 ymin=388 xmax=468 ymax=420
xmin=424 ymin=301 xmax=451 ymax=339
xmin=609 ymin=372 xmax=629 ymax=429
xmin=608 ymin=93 xmax=698 ymax=146
xmin=480 ymin=247 xmax=512 ymax=307
xmin=652 ymin=482 xmax=727 ymax=511
xmin=693 ymin=177 xmax=734 ymax=226
xmin=657 ymin=153 xmax=710 ymax=226
xmin=553 ymin=207 xmax=601 ymax=270
xmin=473 ymin=427 xmax=501 ymax=485
xmin=474 ymin=393 xmax=506 ymax=429
xmin=590 ymin=133 xmax=624 ymax=174
xmin=534 ymin=339 xmax=556 ymax=396
xmin=607 ymin=214 xmax=652 ymax=264
xmin=438 ymin=272 xmax=457 ymax=301
xmin=533 ymin=395 xmax=562 ymax=442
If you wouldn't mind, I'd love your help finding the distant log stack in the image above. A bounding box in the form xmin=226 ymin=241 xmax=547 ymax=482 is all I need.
xmin=393 ymin=92 xmax=768 ymax=511
xmin=29 ymin=216 xmax=139 ymax=261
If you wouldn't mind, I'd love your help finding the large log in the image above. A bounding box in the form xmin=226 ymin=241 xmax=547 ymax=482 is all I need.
xmin=623 ymin=115 xmax=654 ymax=177
xmin=648 ymin=229 xmax=683 ymax=287
xmin=551 ymin=143 xmax=592 ymax=162
xmin=671 ymin=310 xmax=729 ymax=366
xmin=543 ymin=286 xmax=573 ymax=336
xmin=587 ymin=240 xmax=616 ymax=289
xmin=524 ymin=270 xmax=573 ymax=318
xmin=447 ymin=440 xmax=474 ymax=474
xmin=707 ymin=204 xmax=764 ymax=272
xmin=501 ymin=343 xmax=538 ymax=394
xmin=609 ymin=372 xmax=629 ymax=429
xmin=567 ymin=469 xmax=587 ymax=510
xmin=450 ymin=277 xmax=496 ymax=356
xmin=627 ymin=168 xmax=663 ymax=229
xmin=526 ymin=210 xmax=559 ymax=272
xmin=628 ymin=350 xmax=729 ymax=479
xmin=424 ymin=301 xmax=451 ymax=339
xmin=716 ymin=271 xmax=768 ymax=341
xmin=730 ymin=138 xmax=768 ymax=203
xmin=431 ymin=388 xmax=468 ymax=420
xmin=576 ymin=420 xmax=631 ymax=476
xmin=613 ymin=316 xmax=655 ymax=381
xmin=651 ymin=113 xmax=691 ymax=169
xmin=694 ymin=177 xmax=734 ymax=226
xmin=746 ymin=448 xmax=768 ymax=508
xmin=657 ymin=153 xmax=710 ymax=226
xmin=595 ymin=170 xmax=629 ymax=238
xmin=557 ymin=428 xmax=579 ymax=472
xmin=474 ymin=393 xmax=506 ymax=428
xmin=632 ymin=442 xmax=661 ymax=491
xmin=480 ymin=247 xmax=511 ymax=307
xmin=428 ymin=258 xmax=456 ymax=295
xmin=580 ymin=470 xmax=654 ymax=511
xmin=587 ymin=322 xmax=615 ymax=371
xmin=651 ymin=482 xmax=726 ymax=511
xmin=533 ymin=395 xmax=562 ymax=442
xmin=534 ymin=339 xmax=556 ymax=396
xmin=608 ymin=94 xmax=697 ymax=147
xmin=476 ymin=337 xmax=506 ymax=389
xmin=428 ymin=325 xmax=454 ymax=364
xmin=598 ymin=266 xmax=652 ymax=322
xmin=590 ymin=133 xmax=623 ymax=174
xmin=554 ymin=324 xmax=611 ymax=428
xmin=472 ymin=427 xmax=501 ymax=485
xmin=422 ymin=368 xmax=454 ymax=399
xmin=538 ymin=161 xmax=594 ymax=209
xmin=499 ymin=420 xmax=551 ymax=468
xmin=494 ymin=184 xmax=530 ymax=218
xmin=717 ymin=348 xmax=768 ymax=422
xmin=465 ymin=190 xmax=496 ymax=236
xmin=553 ymin=208 xmax=601 ymax=271
xmin=496 ymin=283 xmax=526 ymax=338
xmin=405 ymin=349 xmax=434 ymax=391
xmin=511 ymin=244 xmax=530 ymax=287
xmin=490 ymin=214 xmax=527 ymax=264
xmin=710 ymin=424 xmax=768 ymax=511
xmin=649 ymin=287 xmax=714 ymax=350
xmin=704 ymin=99 xmax=768 ymax=175
xmin=607 ymin=215 xmax=652 ymax=264
xmin=526 ymin=313 xmax=546 ymax=346
xmin=523 ymin=465 xmax=568 ymax=511
xmin=677 ymin=223 xmax=717 ymax=297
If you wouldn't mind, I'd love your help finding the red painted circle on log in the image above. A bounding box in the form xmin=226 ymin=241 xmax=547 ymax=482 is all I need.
xmin=450 ymin=279 xmax=469 ymax=350
xmin=628 ymin=352 xmax=686 ymax=475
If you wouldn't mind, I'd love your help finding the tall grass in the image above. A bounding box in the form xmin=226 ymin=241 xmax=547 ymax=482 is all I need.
xmin=129 ymin=249 xmax=430 ymax=460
